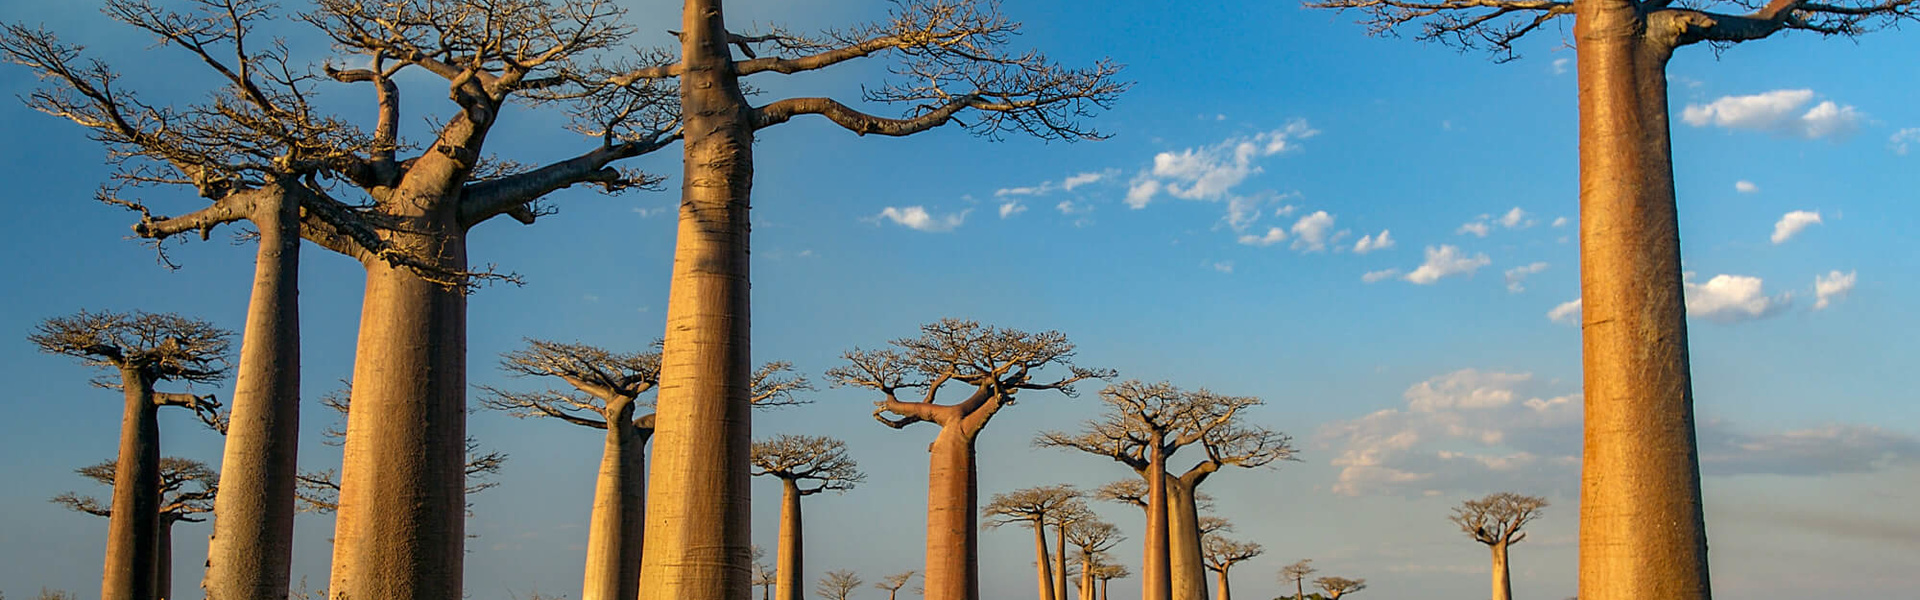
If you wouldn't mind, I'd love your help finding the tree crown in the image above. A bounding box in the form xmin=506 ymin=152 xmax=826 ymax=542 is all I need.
xmin=749 ymin=434 xmax=865 ymax=495
xmin=1450 ymin=491 xmax=1549 ymax=546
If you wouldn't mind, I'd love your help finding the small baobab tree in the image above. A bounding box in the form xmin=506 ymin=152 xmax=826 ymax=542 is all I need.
xmin=830 ymin=319 xmax=1112 ymax=600
xmin=54 ymin=457 xmax=217 ymax=600
xmin=983 ymin=485 xmax=1084 ymax=600
xmin=1049 ymin=500 xmax=1095 ymax=600
xmin=875 ymin=571 xmax=918 ymax=600
xmin=1310 ymin=0 xmax=1918 ymax=598
xmin=751 ymin=435 xmax=865 ymax=600
xmin=1063 ymin=519 xmax=1123 ymax=600
xmin=751 ymin=546 xmax=776 ymax=600
xmin=29 ymin=310 xmax=227 ymax=600
xmin=1279 ymin=559 xmax=1315 ymax=600
xmin=600 ymin=3 xmax=1128 ymax=595
xmin=1452 ymin=493 xmax=1549 ymax=600
xmin=1088 ymin=560 xmax=1131 ymax=600
xmin=1198 ymin=532 xmax=1263 ymax=600
xmin=1316 ymin=577 xmax=1366 ymax=600
xmin=481 ymin=339 xmax=810 ymax=600
xmin=816 ymin=570 xmax=864 ymax=600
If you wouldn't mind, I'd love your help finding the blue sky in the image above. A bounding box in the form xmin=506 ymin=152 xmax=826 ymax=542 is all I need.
xmin=1 ymin=1 xmax=1916 ymax=599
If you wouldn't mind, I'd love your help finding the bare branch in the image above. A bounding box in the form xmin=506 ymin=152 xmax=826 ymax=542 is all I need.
xmin=750 ymin=434 xmax=864 ymax=495
xmin=1450 ymin=492 xmax=1549 ymax=546
xmin=29 ymin=309 xmax=232 ymax=384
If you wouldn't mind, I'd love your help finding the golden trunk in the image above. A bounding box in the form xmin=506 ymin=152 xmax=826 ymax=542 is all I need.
xmin=924 ymin=429 xmax=980 ymax=600
xmin=103 ymin=369 xmax=160 ymax=600
xmin=1491 ymin=543 xmax=1511 ymax=600
xmin=1167 ymin=478 xmax=1206 ymax=600
xmin=1142 ymin=440 xmax=1172 ymax=600
xmin=581 ymin=415 xmax=646 ymax=600
xmin=1033 ymin=525 xmax=1056 ymax=600
xmin=775 ymin=480 xmax=803 ymax=600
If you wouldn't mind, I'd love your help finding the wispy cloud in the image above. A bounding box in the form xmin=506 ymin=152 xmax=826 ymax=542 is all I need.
xmin=1289 ymin=211 xmax=1337 ymax=252
xmin=1891 ymin=128 xmax=1920 ymax=155
xmin=1547 ymin=299 xmax=1581 ymax=325
xmin=1771 ymin=210 xmax=1823 ymax=244
xmin=1736 ymin=180 xmax=1760 ymax=193
xmin=1353 ymin=229 xmax=1395 ymax=254
xmin=998 ymin=202 xmax=1027 ymax=219
xmin=1682 ymin=89 xmax=1862 ymax=139
xmin=1404 ymin=245 xmax=1491 ymax=285
xmin=1238 ymin=227 xmax=1288 ymax=247
xmin=1124 ymin=120 xmax=1318 ymax=209
xmin=1503 ymin=262 xmax=1549 ymax=293
xmin=1363 ymin=269 xmax=1401 ymax=283
xmin=1814 ymin=270 xmax=1857 ymax=310
xmin=873 ymin=206 xmax=969 ymax=232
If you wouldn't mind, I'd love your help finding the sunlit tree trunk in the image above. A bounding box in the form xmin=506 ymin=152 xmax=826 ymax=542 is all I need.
xmin=926 ymin=428 xmax=980 ymax=600
xmin=1143 ymin=436 xmax=1171 ymax=600
xmin=204 ymin=186 xmax=302 ymax=600
xmin=582 ymin=402 xmax=646 ymax=600
xmin=104 ymin=367 xmax=160 ymax=600
xmin=1167 ymin=477 xmax=1205 ymax=600
xmin=775 ymin=480 xmax=803 ymax=600
xmin=1492 ymin=542 xmax=1512 ymax=600
xmin=640 ymin=2 xmax=756 ymax=598
xmin=1054 ymin=528 xmax=1068 ymax=600
xmin=1033 ymin=525 xmax=1056 ymax=600
xmin=1213 ymin=567 xmax=1230 ymax=600
xmin=1574 ymin=2 xmax=1709 ymax=599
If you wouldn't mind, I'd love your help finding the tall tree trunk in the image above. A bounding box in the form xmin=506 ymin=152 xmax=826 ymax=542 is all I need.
xmin=1213 ymin=568 xmax=1229 ymax=600
xmin=925 ymin=428 xmax=979 ymax=600
xmin=1100 ymin=578 xmax=1109 ymax=600
xmin=1491 ymin=542 xmax=1511 ymax=600
xmin=640 ymin=2 xmax=756 ymax=598
xmin=157 ymin=517 xmax=174 ymax=600
xmin=1031 ymin=525 xmax=1056 ymax=600
xmin=1166 ymin=477 xmax=1205 ymax=600
xmin=1053 ymin=526 xmax=1068 ymax=600
xmin=1574 ymin=3 xmax=1710 ymax=599
xmin=204 ymin=186 xmax=302 ymax=600
xmin=1079 ymin=556 xmax=1093 ymax=600
xmin=582 ymin=403 xmax=645 ymax=600
xmin=775 ymin=480 xmax=803 ymax=600
xmin=103 ymin=368 xmax=159 ymax=600
xmin=328 ymin=213 xmax=470 ymax=600
xmin=1142 ymin=439 xmax=1171 ymax=600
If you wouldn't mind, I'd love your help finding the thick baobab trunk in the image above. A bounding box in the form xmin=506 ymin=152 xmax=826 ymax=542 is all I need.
xmin=1574 ymin=3 xmax=1710 ymax=599
xmin=103 ymin=368 xmax=160 ymax=600
xmin=1079 ymin=556 xmax=1093 ymax=600
xmin=1167 ymin=478 xmax=1206 ymax=600
xmin=1491 ymin=543 xmax=1512 ymax=600
xmin=640 ymin=3 xmax=756 ymax=598
xmin=775 ymin=480 xmax=803 ymax=600
xmin=1054 ymin=526 xmax=1068 ymax=600
xmin=1213 ymin=568 xmax=1229 ymax=600
xmin=329 ymin=215 xmax=470 ymax=600
xmin=925 ymin=428 xmax=980 ymax=600
xmin=158 ymin=518 xmax=175 ymax=600
xmin=1032 ymin=525 xmax=1056 ymax=600
xmin=582 ymin=403 xmax=646 ymax=600
xmin=204 ymin=186 xmax=302 ymax=600
xmin=1142 ymin=441 xmax=1172 ymax=600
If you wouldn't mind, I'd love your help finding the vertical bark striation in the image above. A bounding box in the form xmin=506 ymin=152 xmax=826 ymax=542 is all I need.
xmin=104 ymin=368 xmax=161 ymax=600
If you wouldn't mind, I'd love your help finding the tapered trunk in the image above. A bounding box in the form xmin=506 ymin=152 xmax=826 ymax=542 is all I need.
xmin=1099 ymin=578 xmax=1109 ymax=600
xmin=1032 ymin=525 xmax=1056 ymax=600
xmin=582 ymin=402 xmax=646 ymax=600
xmin=925 ymin=428 xmax=980 ymax=600
xmin=1491 ymin=543 xmax=1511 ymax=600
xmin=103 ymin=368 xmax=159 ymax=600
xmin=1142 ymin=439 xmax=1171 ymax=600
xmin=157 ymin=518 xmax=174 ymax=600
xmin=1213 ymin=567 xmax=1229 ymax=600
xmin=1166 ymin=477 xmax=1205 ymax=600
xmin=1054 ymin=525 xmax=1068 ymax=600
xmin=1574 ymin=3 xmax=1710 ymax=599
xmin=1294 ymin=579 xmax=1304 ymax=600
xmin=328 ymin=209 xmax=470 ymax=600
xmin=204 ymin=186 xmax=302 ymax=600
xmin=1078 ymin=556 xmax=1093 ymax=600
xmin=775 ymin=480 xmax=803 ymax=600
xmin=639 ymin=3 xmax=757 ymax=598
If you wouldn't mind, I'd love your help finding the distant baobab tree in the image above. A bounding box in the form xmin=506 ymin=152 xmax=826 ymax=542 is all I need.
xmin=1315 ymin=577 xmax=1366 ymax=600
xmin=29 ymin=310 xmax=227 ymax=600
xmin=294 ymin=391 xmax=505 ymax=515
xmin=1199 ymin=531 xmax=1263 ymax=600
xmin=1452 ymin=493 xmax=1549 ymax=600
xmin=1089 ymin=560 xmax=1131 ymax=600
xmin=875 ymin=571 xmax=918 ymax=600
xmin=751 ymin=545 xmax=776 ymax=600
xmin=1064 ymin=519 xmax=1124 ymax=600
xmin=831 ymin=319 xmax=1112 ymax=600
xmin=595 ymin=1 xmax=1128 ymax=594
xmin=1311 ymin=0 xmax=1917 ymax=597
xmin=54 ymin=457 xmax=217 ymax=600
xmin=816 ymin=570 xmax=864 ymax=600
xmin=480 ymin=339 xmax=810 ymax=600
xmin=983 ymin=485 xmax=1085 ymax=600
xmin=751 ymin=435 xmax=865 ymax=600
xmin=1048 ymin=499 xmax=1096 ymax=600
xmin=1279 ymin=559 xmax=1316 ymax=600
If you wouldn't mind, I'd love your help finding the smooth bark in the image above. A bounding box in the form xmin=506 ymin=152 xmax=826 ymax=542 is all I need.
xmin=1143 ymin=436 xmax=1171 ymax=600
xmin=1574 ymin=2 xmax=1710 ymax=599
xmin=776 ymin=480 xmax=803 ymax=600
xmin=1492 ymin=543 xmax=1512 ymax=600
xmin=1054 ymin=525 xmax=1069 ymax=600
xmin=1033 ymin=526 xmax=1056 ymax=600
xmin=926 ymin=428 xmax=980 ymax=600
xmin=1167 ymin=477 xmax=1205 ymax=600
xmin=581 ymin=402 xmax=648 ymax=600
xmin=204 ymin=185 xmax=302 ymax=600
xmin=639 ymin=3 xmax=757 ymax=598
xmin=158 ymin=518 xmax=175 ymax=600
xmin=1213 ymin=568 xmax=1229 ymax=600
xmin=103 ymin=367 xmax=161 ymax=600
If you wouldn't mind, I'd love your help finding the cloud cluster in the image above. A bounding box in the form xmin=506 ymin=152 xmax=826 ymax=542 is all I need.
xmin=1686 ymin=273 xmax=1791 ymax=323
xmin=874 ymin=206 xmax=969 ymax=232
xmin=1404 ymin=245 xmax=1491 ymax=285
xmin=1458 ymin=207 xmax=1533 ymax=237
xmin=1892 ymin=128 xmax=1920 ymax=155
xmin=1681 ymin=89 xmax=1862 ymax=139
xmin=1503 ymin=262 xmax=1549 ymax=293
xmin=1353 ymin=229 xmax=1395 ymax=254
xmin=1125 ymin=120 xmax=1318 ymax=209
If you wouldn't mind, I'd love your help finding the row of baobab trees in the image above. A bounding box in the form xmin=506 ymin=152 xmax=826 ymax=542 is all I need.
xmin=5 ymin=0 xmax=1904 ymax=596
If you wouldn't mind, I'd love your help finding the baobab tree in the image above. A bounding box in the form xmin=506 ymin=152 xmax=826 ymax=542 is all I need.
xmin=830 ymin=319 xmax=1112 ymax=599
xmin=294 ymin=392 xmax=505 ymax=515
xmin=597 ymin=3 xmax=1127 ymax=595
xmin=29 ymin=310 xmax=227 ymax=600
xmin=1040 ymin=382 xmax=1291 ymax=600
xmin=1310 ymin=0 xmax=1916 ymax=597
xmin=750 ymin=435 xmax=866 ymax=600
xmin=875 ymin=571 xmax=918 ymax=600
xmin=1279 ymin=560 xmax=1316 ymax=600
xmin=1452 ymin=493 xmax=1549 ymax=600
xmin=751 ymin=546 xmax=776 ymax=600
xmin=816 ymin=570 xmax=864 ymax=600
xmin=481 ymin=339 xmax=810 ymax=600
xmin=1063 ymin=519 xmax=1123 ymax=600
xmin=1198 ymin=532 xmax=1263 ymax=600
xmin=54 ymin=457 xmax=217 ymax=600
xmin=1088 ymin=560 xmax=1131 ymax=600
xmin=1049 ymin=500 xmax=1095 ymax=600
xmin=983 ymin=485 xmax=1084 ymax=600
xmin=1315 ymin=577 xmax=1366 ymax=600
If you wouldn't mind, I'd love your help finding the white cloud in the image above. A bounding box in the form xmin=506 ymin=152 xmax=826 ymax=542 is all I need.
xmin=1547 ymin=299 xmax=1582 ymax=325
xmin=1274 ymin=204 xmax=1298 ymax=217
xmin=1062 ymin=170 xmax=1110 ymax=190
xmin=1211 ymin=261 xmax=1235 ymax=274
xmin=1056 ymin=200 xmax=1093 ymax=216
xmin=1771 ymin=210 xmax=1823 ymax=244
xmin=1124 ymin=178 xmax=1160 ymax=209
xmin=1497 ymin=207 xmax=1532 ymax=229
xmin=1552 ymin=57 xmax=1570 ymax=75
xmin=998 ymin=202 xmax=1027 ymax=219
xmin=1686 ymin=274 xmax=1791 ymax=322
xmin=1814 ymin=270 xmax=1857 ymax=310
xmin=1237 ymin=227 xmax=1288 ymax=247
xmin=1681 ymin=89 xmax=1862 ymax=139
xmin=1289 ymin=211 xmax=1336 ymax=252
xmin=1735 ymin=180 xmax=1760 ymax=193
xmin=1404 ymin=245 xmax=1492 ymax=285
xmin=1125 ymin=120 xmax=1317 ymax=208
xmin=1362 ymin=269 xmax=1401 ymax=283
xmin=1891 ymin=128 xmax=1920 ymax=155
xmin=1551 ymin=216 xmax=1569 ymax=228
xmin=996 ymin=169 xmax=1117 ymax=198
xmin=1457 ymin=221 xmax=1491 ymax=237
xmin=1503 ymin=262 xmax=1549 ymax=293
xmin=1353 ymin=229 xmax=1395 ymax=254
xmin=995 ymin=184 xmax=1047 ymax=197
xmin=874 ymin=206 xmax=968 ymax=232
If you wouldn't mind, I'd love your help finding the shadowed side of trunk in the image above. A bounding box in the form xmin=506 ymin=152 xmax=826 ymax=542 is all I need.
xmin=1574 ymin=2 xmax=1709 ymax=598
xmin=926 ymin=428 xmax=980 ymax=600
xmin=158 ymin=517 xmax=176 ymax=600
xmin=104 ymin=368 xmax=160 ymax=600
xmin=204 ymin=186 xmax=302 ymax=600
xmin=1167 ymin=478 xmax=1205 ymax=600
xmin=582 ymin=405 xmax=646 ymax=600
xmin=1142 ymin=441 xmax=1171 ymax=600
xmin=1054 ymin=526 xmax=1068 ymax=600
